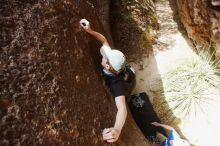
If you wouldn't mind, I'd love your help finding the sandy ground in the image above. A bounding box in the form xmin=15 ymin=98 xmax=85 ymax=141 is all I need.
xmin=130 ymin=0 xmax=220 ymax=145
xmin=131 ymin=0 xmax=197 ymax=102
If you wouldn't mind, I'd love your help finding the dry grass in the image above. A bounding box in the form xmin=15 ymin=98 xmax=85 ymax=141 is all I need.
xmin=156 ymin=50 xmax=220 ymax=119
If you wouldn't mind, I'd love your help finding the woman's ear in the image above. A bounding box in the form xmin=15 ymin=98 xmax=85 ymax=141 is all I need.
xmin=106 ymin=64 xmax=110 ymax=70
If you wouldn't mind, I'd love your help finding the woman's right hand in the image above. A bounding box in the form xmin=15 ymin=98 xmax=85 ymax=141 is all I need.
xmin=80 ymin=19 xmax=91 ymax=32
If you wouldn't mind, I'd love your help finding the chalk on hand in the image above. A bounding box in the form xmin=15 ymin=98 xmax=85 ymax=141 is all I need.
xmin=80 ymin=19 xmax=89 ymax=29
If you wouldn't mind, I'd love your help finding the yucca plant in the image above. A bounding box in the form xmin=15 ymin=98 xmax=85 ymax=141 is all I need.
xmin=157 ymin=51 xmax=220 ymax=118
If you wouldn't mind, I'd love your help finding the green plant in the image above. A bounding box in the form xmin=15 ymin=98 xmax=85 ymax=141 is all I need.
xmin=157 ymin=51 xmax=220 ymax=118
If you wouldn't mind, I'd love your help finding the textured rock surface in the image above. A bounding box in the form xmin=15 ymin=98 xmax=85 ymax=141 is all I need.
xmin=0 ymin=0 xmax=148 ymax=145
xmin=110 ymin=0 xmax=158 ymax=61
xmin=176 ymin=0 xmax=220 ymax=54
xmin=90 ymin=0 xmax=111 ymax=32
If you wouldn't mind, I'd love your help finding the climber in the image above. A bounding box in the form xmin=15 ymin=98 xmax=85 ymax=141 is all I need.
xmin=80 ymin=19 xmax=135 ymax=143
xmin=151 ymin=122 xmax=190 ymax=146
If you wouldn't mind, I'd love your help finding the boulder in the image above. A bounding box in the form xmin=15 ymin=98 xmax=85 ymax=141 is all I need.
xmin=0 ymin=0 xmax=148 ymax=145
xmin=176 ymin=0 xmax=220 ymax=56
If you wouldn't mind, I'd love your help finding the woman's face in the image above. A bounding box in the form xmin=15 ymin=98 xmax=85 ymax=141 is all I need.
xmin=101 ymin=57 xmax=110 ymax=70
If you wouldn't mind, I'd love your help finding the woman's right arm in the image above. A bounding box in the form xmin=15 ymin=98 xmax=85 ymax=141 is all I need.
xmin=80 ymin=19 xmax=109 ymax=46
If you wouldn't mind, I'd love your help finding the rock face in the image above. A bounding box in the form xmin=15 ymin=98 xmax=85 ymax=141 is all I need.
xmin=176 ymin=0 xmax=220 ymax=55
xmin=0 ymin=0 xmax=148 ymax=145
xmin=90 ymin=0 xmax=111 ymax=33
xmin=110 ymin=0 xmax=158 ymax=61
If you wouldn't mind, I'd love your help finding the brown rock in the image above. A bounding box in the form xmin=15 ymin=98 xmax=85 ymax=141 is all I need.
xmin=0 ymin=0 xmax=149 ymax=145
xmin=176 ymin=0 xmax=220 ymax=54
